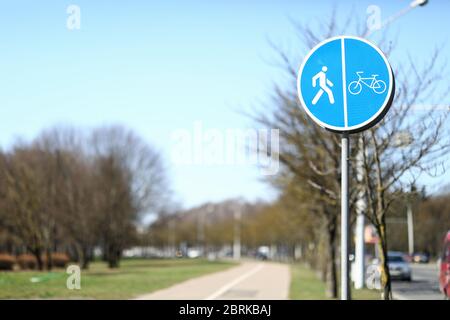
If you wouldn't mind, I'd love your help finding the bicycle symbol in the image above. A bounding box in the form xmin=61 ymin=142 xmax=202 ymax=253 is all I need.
xmin=348 ymin=71 xmax=387 ymax=95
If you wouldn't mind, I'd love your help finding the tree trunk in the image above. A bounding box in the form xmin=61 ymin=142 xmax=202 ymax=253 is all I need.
xmin=46 ymin=247 xmax=53 ymax=270
xmin=321 ymin=260 xmax=327 ymax=282
xmin=102 ymin=242 xmax=109 ymax=262
xmin=107 ymin=246 xmax=121 ymax=268
xmin=81 ymin=245 xmax=91 ymax=270
xmin=371 ymin=130 xmax=391 ymax=299
xmin=108 ymin=257 xmax=119 ymax=268
xmin=34 ymin=249 xmax=44 ymax=271
xmin=377 ymin=223 xmax=392 ymax=300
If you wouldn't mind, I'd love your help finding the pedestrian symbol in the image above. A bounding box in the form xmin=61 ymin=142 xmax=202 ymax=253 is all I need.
xmin=312 ymin=66 xmax=335 ymax=105
xmin=297 ymin=36 xmax=394 ymax=133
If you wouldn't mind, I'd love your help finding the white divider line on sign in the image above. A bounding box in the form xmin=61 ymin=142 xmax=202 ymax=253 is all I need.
xmin=341 ymin=38 xmax=348 ymax=129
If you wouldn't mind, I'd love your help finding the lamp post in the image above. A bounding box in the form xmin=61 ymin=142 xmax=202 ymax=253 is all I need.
xmin=354 ymin=137 xmax=366 ymax=289
xmin=233 ymin=203 xmax=242 ymax=260
xmin=168 ymin=219 xmax=176 ymax=257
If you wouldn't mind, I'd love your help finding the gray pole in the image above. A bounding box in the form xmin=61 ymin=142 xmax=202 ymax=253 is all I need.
xmin=407 ymin=203 xmax=414 ymax=255
xmin=354 ymin=136 xmax=366 ymax=289
xmin=233 ymin=205 xmax=241 ymax=260
xmin=169 ymin=219 xmax=176 ymax=257
xmin=197 ymin=211 xmax=205 ymax=256
xmin=341 ymin=133 xmax=350 ymax=300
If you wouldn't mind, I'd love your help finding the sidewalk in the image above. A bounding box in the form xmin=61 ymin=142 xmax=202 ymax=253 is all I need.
xmin=135 ymin=261 xmax=290 ymax=300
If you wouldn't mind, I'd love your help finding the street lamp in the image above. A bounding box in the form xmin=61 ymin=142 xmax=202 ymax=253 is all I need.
xmin=365 ymin=0 xmax=429 ymax=38
xmin=412 ymin=0 xmax=429 ymax=7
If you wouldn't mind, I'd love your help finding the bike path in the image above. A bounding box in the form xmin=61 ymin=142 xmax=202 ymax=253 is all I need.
xmin=135 ymin=261 xmax=290 ymax=300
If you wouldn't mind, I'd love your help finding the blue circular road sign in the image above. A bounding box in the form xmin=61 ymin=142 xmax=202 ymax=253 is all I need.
xmin=297 ymin=36 xmax=394 ymax=133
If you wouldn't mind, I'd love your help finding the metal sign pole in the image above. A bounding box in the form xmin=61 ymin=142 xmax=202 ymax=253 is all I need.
xmin=341 ymin=132 xmax=350 ymax=300
xmin=354 ymin=136 xmax=366 ymax=289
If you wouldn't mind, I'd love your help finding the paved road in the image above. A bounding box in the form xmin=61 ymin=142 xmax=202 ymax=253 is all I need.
xmin=392 ymin=263 xmax=443 ymax=300
xmin=136 ymin=261 xmax=290 ymax=300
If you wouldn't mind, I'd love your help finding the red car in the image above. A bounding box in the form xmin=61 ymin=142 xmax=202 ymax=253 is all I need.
xmin=439 ymin=231 xmax=450 ymax=299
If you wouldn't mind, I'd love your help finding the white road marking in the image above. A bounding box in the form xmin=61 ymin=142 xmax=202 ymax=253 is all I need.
xmin=204 ymin=263 xmax=264 ymax=300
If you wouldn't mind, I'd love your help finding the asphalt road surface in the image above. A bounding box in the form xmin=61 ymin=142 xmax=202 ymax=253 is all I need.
xmin=392 ymin=263 xmax=443 ymax=300
xmin=136 ymin=261 xmax=290 ymax=300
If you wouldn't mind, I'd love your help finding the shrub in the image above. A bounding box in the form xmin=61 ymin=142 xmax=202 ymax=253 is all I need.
xmin=0 ymin=254 xmax=16 ymax=270
xmin=41 ymin=253 xmax=70 ymax=268
xmin=50 ymin=253 xmax=70 ymax=268
xmin=17 ymin=254 xmax=37 ymax=270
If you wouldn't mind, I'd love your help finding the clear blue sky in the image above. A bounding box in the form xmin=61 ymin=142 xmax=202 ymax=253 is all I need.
xmin=0 ymin=1 xmax=449 ymax=208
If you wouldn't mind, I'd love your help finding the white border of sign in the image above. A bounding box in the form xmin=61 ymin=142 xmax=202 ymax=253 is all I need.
xmin=296 ymin=35 xmax=394 ymax=133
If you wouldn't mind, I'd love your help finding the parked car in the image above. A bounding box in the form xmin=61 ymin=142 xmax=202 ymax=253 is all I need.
xmin=439 ymin=231 xmax=450 ymax=299
xmin=186 ymin=248 xmax=201 ymax=258
xmin=388 ymin=251 xmax=412 ymax=281
xmin=412 ymin=252 xmax=430 ymax=264
xmin=256 ymin=246 xmax=269 ymax=260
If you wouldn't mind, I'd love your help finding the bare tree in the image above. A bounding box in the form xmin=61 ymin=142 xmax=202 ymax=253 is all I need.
xmin=34 ymin=127 xmax=99 ymax=269
xmin=0 ymin=147 xmax=55 ymax=270
xmin=252 ymin=8 xmax=450 ymax=299
xmin=89 ymin=125 xmax=168 ymax=268
xmin=0 ymin=125 xmax=169 ymax=270
xmin=415 ymin=190 xmax=450 ymax=257
xmin=359 ymin=47 xmax=450 ymax=298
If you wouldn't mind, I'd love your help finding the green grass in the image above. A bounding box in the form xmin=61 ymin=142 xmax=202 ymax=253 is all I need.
xmin=290 ymin=264 xmax=380 ymax=300
xmin=0 ymin=258 xmax=235 ymax=299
